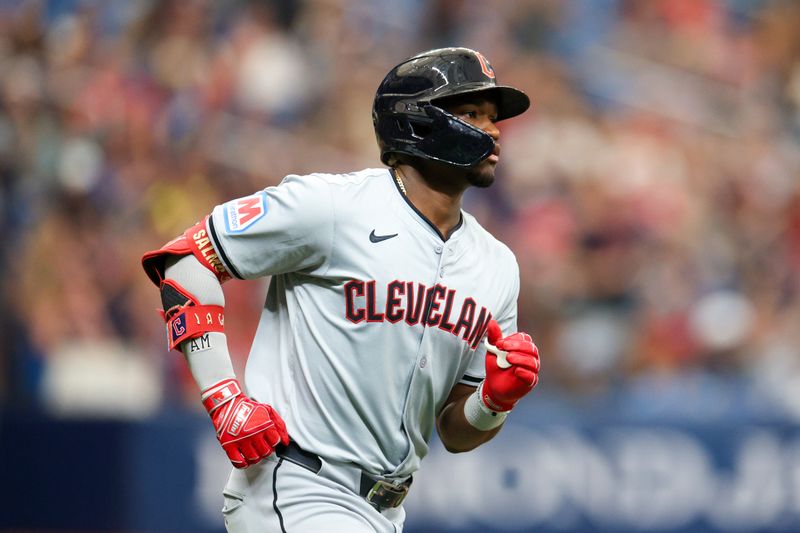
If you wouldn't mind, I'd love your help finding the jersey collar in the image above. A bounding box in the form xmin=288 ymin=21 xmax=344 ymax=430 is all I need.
xmin=389 ymin=168 xmax=464 ymax=242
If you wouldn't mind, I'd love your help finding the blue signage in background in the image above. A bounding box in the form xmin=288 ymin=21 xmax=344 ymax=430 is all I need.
xmin=404 ymin=423 xmax=800 ymax=532
xmin=2 ymin=405 xmax=799 ymax=533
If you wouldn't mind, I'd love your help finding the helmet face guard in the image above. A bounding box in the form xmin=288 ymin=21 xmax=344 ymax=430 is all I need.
xmin=373 ymin=47 xmax=530 ymax=168
xmin=378 ymin=103 xmax=496 ymax=167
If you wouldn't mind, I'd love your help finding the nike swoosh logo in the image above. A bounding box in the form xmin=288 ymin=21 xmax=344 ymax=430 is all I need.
xmin=369 ymin=230 xmax=398 ymax=243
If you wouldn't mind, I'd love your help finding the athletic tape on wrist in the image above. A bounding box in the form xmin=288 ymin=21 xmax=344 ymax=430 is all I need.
xmin=464 ymin=383 xmax=508 ymax=431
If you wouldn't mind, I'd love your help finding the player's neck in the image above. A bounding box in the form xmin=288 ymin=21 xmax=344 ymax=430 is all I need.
xmin=395 ymin=165 xmax=465 ymax=238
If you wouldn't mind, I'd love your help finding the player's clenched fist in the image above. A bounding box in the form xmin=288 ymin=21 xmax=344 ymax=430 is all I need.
xmin=201 ymin=379 xmax=289 ymax=468
xmin=482 ymin=319 xmax=540 ymax=411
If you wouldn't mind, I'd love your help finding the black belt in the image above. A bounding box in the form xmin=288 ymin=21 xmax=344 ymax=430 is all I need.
xmin=275 ymin=441 xmax=412 ymax=510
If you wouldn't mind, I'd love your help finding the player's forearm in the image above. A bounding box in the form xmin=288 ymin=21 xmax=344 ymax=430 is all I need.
xmin=161 ymin=256 xmax=288 ymax=468
xmin=164 ymin=255 xmax=236 ymax=389
xmin=436 ymin=389 xmax=503 ymax=453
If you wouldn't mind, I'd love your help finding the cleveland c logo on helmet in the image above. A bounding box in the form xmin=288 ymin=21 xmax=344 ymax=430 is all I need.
xmin=475 ymin=52 xmax=495 ymax=79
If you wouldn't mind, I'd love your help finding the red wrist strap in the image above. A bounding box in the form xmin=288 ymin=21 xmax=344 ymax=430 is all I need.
xmin=166 ymin=305 xmax=225 ymax=351
xmin=201 ymin=379 xmax=242 ymax=414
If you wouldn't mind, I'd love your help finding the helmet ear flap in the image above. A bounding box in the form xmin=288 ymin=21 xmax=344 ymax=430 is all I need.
xmin=406 ymin=117 xmax=432 ymax=140
xmin=377 ymin=114 xmax=430 ymax=164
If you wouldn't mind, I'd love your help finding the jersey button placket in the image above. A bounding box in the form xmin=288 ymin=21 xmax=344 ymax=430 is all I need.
xmin=416 ymin=247 xmax=444 ymax=375
xmin=435 ymin=244 xmax=446 ymax=278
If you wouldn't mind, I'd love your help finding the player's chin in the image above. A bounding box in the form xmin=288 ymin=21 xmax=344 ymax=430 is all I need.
xmin=465 ymin=160 xmax=497 ymax=188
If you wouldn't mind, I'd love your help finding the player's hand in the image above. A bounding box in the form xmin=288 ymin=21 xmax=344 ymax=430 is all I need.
xmin=201 ymin=379 xmax=290 ymax=468
xmin=481 ymin=319 xmax=540 ymax=411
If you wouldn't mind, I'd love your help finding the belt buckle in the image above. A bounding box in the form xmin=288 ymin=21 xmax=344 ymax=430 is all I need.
xmin=366 ymin=479 xmax=409 ymax=509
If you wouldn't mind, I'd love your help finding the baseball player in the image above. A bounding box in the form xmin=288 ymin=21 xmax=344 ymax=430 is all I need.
xmin=142 ymin=47 xmax=539 ymax=532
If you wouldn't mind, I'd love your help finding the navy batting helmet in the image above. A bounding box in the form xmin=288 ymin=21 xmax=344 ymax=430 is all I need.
xmin=372 ymin=47 xmax=530 ymax=168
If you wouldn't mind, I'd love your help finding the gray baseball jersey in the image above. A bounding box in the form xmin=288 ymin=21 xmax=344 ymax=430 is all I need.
xmin=206 ymin=168 xmax=519 ymax=478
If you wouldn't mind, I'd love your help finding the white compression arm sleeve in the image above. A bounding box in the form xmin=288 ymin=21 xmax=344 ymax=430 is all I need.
xmin=164 ymin=255 xmax=236 ymax=390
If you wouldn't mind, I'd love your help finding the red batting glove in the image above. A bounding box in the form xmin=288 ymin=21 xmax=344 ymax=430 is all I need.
xmin=201 ymin=379 xmax=289 ymax=468
xmin=481 ymin=319 xmax=540 ymax=411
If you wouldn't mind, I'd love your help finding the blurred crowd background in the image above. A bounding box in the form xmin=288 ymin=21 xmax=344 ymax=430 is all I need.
xmin=2 ymin=0 xmax=800 ymax=424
